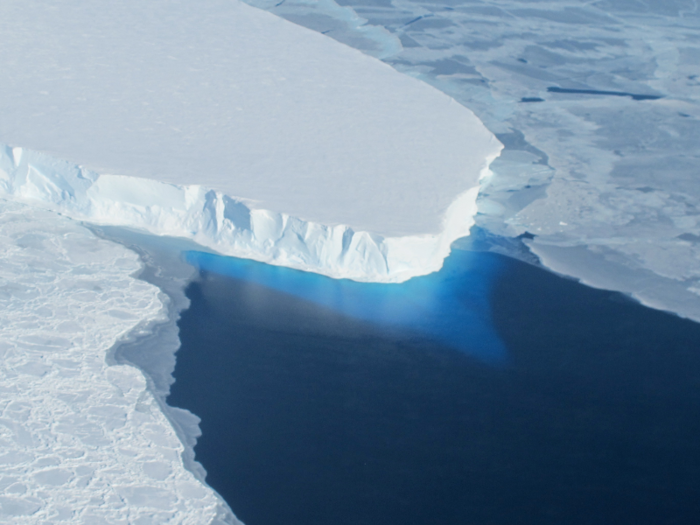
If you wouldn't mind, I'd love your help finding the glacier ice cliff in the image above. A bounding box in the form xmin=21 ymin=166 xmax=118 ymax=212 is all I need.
xmin=0 ymin=1 xmax=503 ymax=522
xmin=0 ymin=144 xmax=498 ymax=283
xmin=0 ymin=0 xmax=501 ymax=284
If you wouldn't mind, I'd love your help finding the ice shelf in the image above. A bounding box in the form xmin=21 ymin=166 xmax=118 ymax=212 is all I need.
xmin=0 ymin=144 xmax=495 ymax=283
xmin=0 ymin=0 xmax=501 ymax=282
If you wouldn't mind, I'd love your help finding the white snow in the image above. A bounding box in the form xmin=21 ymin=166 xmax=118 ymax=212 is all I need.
xmin=0 ymin=0 xmax=501 ymax=283
xmin=0 ymin=200 xmax=237 ymax=524
xmin=0 ymin=0 xmax=695 ymax=521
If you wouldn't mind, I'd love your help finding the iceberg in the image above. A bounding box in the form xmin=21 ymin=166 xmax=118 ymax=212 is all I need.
xmin=271 ymin=0 xmax=700 ymax=323
xmin=0 ymin=0 xmax=501 ymax=282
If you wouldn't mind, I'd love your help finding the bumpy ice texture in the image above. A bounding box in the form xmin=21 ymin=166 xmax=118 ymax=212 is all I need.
xmin=0 ymin=201 xmax=237 ymax=524
xmin=256 ymin=0 xmax=700 ymax=322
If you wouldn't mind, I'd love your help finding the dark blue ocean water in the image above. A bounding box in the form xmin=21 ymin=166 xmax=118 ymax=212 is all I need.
xmin=168 ymin=248 xmax=700 ymax=525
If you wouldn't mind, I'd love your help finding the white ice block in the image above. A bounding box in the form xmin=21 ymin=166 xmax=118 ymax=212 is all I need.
xmin=0 ymin=0 xmax=500 ymax=281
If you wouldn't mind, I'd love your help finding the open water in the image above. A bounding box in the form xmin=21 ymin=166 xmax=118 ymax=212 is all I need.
xmin=168 ymin=247 xmax=700 ymax=525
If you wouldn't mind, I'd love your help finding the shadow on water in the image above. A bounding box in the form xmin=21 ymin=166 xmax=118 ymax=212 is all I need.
xmin=184 ymin=248 xmax=508 ymax=363
xmin=547 ymin=86 xmax=662 ymax=101
xmin=169 ymin=248 xmax=700 ymax=525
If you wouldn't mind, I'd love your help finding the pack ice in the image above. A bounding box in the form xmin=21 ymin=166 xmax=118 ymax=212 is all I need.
xmin=0 ymin=200 xmax=238 ymax=524
xmin=0 ymin=0 xmax=501 ymax=282
xmin=269 ymin=0 xmax=700 ymax=322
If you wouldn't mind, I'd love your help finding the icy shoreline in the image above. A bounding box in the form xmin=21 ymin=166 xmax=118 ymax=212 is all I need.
xmin=0 ymin=145 xmax=499 ymax=284
xmin=0 ymin=131 xmax=497 ymax=523
xmin=0 ymin=200 xmax=236 ymax=523
xmin=246 ymin=0 xmax=700 ymax=325
xmin=97 ymin=226 xmax=241 ymax=524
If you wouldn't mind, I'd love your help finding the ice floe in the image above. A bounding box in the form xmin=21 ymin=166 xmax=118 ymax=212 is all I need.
xmin=0 ymin=200 xmax=238 ymax=524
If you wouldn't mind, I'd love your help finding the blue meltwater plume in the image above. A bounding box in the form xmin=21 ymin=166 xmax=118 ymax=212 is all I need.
xmin=184 ymin=247 xmax=508 ymax=363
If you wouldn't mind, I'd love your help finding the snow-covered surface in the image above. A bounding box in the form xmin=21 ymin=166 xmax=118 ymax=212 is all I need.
xmin=252 ymin=0 xmax=700 ymax=322
xmin=0 ymin=200 xmax=236 ymax=523
xmin=0 ymin=0 xmax=499 ymax=244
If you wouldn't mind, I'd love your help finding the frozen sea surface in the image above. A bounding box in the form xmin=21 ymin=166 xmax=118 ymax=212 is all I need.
xmin=243 ymin=0 xmax=700 ymax=321
xmin=0 ymin=201 xmax=237 ymax=523
xmin=1 ymin=0 xmax=699 ymax=523
xmin=0 ymin=1 xmax=501 ymax=522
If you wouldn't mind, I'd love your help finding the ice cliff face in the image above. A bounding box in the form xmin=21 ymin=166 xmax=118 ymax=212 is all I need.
xmin=0 ymin=0 xmax=503 ymax=282
xmin=0 ymin=0 xmax=501 ymax=258
xmin=0 ymin=1 xmax=502 ymax=521
xmin=0 ymin=145 xmax=498 ymax=283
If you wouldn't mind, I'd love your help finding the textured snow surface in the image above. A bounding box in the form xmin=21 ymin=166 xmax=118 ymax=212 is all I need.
xmin=250 ymin=0 xmax=700 ymax=322
xmin=0 ymin=0 xmax=500 ymax=244
xmin=0 ymin=200 xmax=236 ymax=524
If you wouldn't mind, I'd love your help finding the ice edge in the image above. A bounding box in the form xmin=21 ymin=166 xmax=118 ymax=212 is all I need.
xmin=0 ymin=142 xmax=502 ymax=282
xmin=103 ymin=244 xmax=241 ymax=525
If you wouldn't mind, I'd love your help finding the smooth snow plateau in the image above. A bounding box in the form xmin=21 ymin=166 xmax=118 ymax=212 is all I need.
xmin=0 ymin=0 xmax=501 ymax=282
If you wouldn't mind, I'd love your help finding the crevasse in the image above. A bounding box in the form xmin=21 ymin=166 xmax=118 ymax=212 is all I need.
xmin=0 ymin=144 xmax=500 ymax=283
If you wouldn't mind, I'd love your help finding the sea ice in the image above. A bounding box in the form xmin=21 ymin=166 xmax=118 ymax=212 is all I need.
xmin=3 ymin=0 xmax=697 ymax=523
xmin=0 ymin=200 xmax=238 ymax=524
xmin=0 ymin=2 xmax=503 ymax=523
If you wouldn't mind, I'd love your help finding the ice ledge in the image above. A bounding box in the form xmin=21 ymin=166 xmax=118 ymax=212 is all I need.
xmin=0 ymin=144 xmax=500 ymax=283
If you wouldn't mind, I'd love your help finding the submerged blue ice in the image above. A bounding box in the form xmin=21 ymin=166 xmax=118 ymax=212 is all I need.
xmin=184 ymin=247 xmax=507 ymax=363
xmin=240 ymin=0 xmax=700 ymax=324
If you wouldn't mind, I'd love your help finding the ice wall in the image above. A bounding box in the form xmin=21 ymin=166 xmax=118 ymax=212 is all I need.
xmin=0 ymin=1 xmax=503 ymax=522
xmin=0 ymin=145 xmax=497 ymax=283
xmin=0 ymin=200 xmax=237 ymax=524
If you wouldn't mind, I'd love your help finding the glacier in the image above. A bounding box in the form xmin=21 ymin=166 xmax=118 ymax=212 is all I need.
xmin=3 ymin=0 xmax=697 ymax=522
xmin=0 ymin=0 xmax=501 ymax=282
xmin=0 ymin=143 xmax=496 ymax=283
